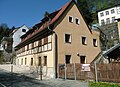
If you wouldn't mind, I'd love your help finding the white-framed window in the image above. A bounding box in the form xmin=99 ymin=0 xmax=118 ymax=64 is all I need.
xmin=29 ymin=44 xmax=32 ymax=49
xmin=48 ymin=43 xmax=52 ymax=50
xmin=75 ymin=18 xmax=80 ymax=25
xmin=68 ymin=16 xmax=73 ymax=23
xmin=65 ymin=33 xmax=72 ymax=43
xmin=93 ymin=39 xmax=98 ymax=47
xmin=81 ymin=37 xmax=87 ymax=45
xmin=106 ymin=18 xmax=110 ymax=24
xmin=101 ymin=19 xmax=105 ymax=25
xmin=48 ymin=35 xmax=52 ymax=43
xmin=111 ymin=9 xmax=115 ymax=14
xmin=106 ymin=11 xmax=109 ymax=15
xmin=80 ymin=56 xmax=86 ymax=64
xmin=112 ymin=16 xmax=115 ymax=22
xmin=100 ymin=12 xmax=104 ymax=17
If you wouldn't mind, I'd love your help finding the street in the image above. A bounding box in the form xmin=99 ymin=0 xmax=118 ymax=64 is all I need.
xmin=0 ymin=66 xmax=88 ymax=87
xmin=0 ymin=69 xmax=51 ymax=87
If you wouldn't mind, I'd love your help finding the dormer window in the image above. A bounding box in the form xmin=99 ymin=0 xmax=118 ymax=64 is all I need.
xmin=68 ymin=16 xmax=73 ymax=23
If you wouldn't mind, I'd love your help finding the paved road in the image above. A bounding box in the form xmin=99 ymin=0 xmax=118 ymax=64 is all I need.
xmin=0 ymin=69 xmax=51 ymax=87
xmin=0 ymin=68 xmax=88 ymax=87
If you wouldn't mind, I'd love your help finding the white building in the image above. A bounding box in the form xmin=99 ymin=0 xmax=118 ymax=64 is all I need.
xmin=9 ymin=25 xmax=29 ymax=48
xmin=98 ymin=5 xmax=120 ymax=26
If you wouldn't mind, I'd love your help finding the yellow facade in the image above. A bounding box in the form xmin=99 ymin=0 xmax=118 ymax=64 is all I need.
xmin=16 ymin=1 xmax=101 ymax=78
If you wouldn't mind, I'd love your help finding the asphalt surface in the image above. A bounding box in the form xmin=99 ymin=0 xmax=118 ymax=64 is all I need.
xmin=0 ymin=68 xmax=88 ymax=87
xmin=0 ymin=69 xmax=51 ymax=87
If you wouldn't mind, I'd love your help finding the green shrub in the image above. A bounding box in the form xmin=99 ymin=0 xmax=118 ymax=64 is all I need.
xmin=89 ymin=81 xmax=120 ymax=87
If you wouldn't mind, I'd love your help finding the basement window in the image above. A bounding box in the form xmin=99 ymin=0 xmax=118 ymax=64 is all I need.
xmin=65 ymin=55 xmax=71 ymax=64
xmin=80 ymin=56 xmax=86 ymax=64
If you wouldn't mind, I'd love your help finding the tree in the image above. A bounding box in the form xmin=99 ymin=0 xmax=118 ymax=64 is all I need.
xmin=44 ymin=11 xmax=50 ymax=17
xmin=77 ymin=0 xmax=93 ymax=25
xmin=0 ymin=23 xmax=11 ymax=43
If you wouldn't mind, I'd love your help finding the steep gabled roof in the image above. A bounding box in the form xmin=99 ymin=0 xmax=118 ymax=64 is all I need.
xmin=16 ymin=0 xmax=92 ymax=48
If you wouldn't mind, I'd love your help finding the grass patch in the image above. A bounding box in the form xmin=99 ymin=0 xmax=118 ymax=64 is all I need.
xmin=89 ymin=81 xmax=120 ymax=87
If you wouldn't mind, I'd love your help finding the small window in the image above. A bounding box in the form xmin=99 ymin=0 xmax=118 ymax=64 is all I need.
xmin=106 ymin=11 xmax=109 ymax=15
xmin=68 ymin=16 xmax=73 ymax=23
xmin=31 ymin=58 xmax=33 ymax=66
xmin=38 ymin=40 xmax=42 ymax=46
xmin=44 ymin=36 xmax=48 ymax=44
xmin=65 ymin=55 xmax=71 ymax=64
xmin=80 ymin=56 xmax=86 ymax=64
xmin=65 ymin=34 xmax=71 ymax=43
xmin=75 ymin=18 xmax=80 ymax=24
xmin=38 ymin=57 xmax=41 ymax=66
xmin=100 ymin=12 xmax=104 ymax=17
xmin=101 ymin=19 xmax=105 ymax=25
xmin=21 ymin=58 xmax=23 ymax=65
xmin=25 ymin=58 xmax=27 ymax=65
xmin=111 ymin=9 xmax=115 ymax=14
xmin=112 ymin=17 xmax=115 ymax=22
xmin=44 ymin=56 xmax=47 ymax=66
xmin=22 ymin=29 xmax=26 ymax=32
xmin=82 ymin=37 xmax=87 ymax=45
xmin=93 ymin=39 xmax=98 ymax=47
xmin=106 ymin=18 xmax=110 ymax=24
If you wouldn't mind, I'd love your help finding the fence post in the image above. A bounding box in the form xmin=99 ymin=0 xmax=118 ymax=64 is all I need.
xmin=74 ymin=63 xmax=76 ymax=80
xmin=58 ymin=64 xmax=59 ymax=78
xmin=95 ymin=61 xmax=98 ymax=82
xmin=65 ymin=63 xmax=66 ymax=80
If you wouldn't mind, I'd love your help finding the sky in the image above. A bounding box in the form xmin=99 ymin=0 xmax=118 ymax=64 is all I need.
xmin=0 ymin=0 xmax=69 ymax=28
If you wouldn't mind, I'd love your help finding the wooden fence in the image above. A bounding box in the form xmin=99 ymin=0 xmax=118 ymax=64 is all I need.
xmin=58 ymin=62 xmax=120 ymax=83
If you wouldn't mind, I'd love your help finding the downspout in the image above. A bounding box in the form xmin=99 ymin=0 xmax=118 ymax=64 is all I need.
xmin=47 ymin=18 xmax=58 ymax=78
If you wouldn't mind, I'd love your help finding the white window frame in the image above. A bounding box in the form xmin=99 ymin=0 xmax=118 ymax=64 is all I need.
xmin=93 ymin=39 xmax=98 ymax=47
xmin=68 ymin=16 xmax=73 ymax=23
xmin=81 ymin=36 xmax=87 ymax=45
xmin=64 ymin=33 xmax=72 ymax=43
xmin=75 ymin=17 xmax=80 ymax=25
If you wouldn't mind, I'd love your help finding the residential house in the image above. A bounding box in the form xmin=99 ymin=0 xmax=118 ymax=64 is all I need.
xmin=97 ymin=5 xmax=120 ymax=49
xmin=98 ymin=4 xmax=120 ymax=26
xmin=9 ymin=25 xmax=29 ymax=49
xmin=15 ymin=0 xmax=101 ymax=78
xmin=1 ymin=25 xmax=29 ymax=62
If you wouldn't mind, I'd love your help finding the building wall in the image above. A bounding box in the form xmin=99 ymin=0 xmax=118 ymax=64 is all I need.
xmin=16 ymin=2 xmax=101 ymax=78
xmin=13 ymin=25 xmax=29 ymax=48
xmin=54 ymin=3 xmax=101 ymax=64
xmin=98 ymin=6 xmax=120 ymax=26
xmin=16 ymin=34 xmax=55 ymax=78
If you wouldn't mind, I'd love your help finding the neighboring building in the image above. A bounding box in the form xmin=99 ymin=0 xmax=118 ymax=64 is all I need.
xmin=97 ymin=5 xmax=120 ymax=49
xmin=15 ymin=0 xmax=101 ymax=78
xmin=9 ymin=25 xmax=29 ymax=48
xmin=0 ymin=25 xmax=29 ymax=62
xmin=98 ymin=4 xmax=120 ymax=26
